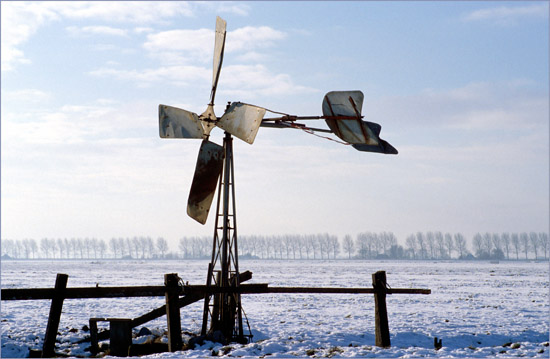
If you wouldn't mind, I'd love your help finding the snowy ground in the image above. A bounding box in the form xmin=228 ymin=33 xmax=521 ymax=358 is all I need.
xmin=1 ymin=260 xmax=548 ymax=358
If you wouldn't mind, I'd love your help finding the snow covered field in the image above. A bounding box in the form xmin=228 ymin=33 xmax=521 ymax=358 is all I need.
xmin=1 ymin=260 xmax=548 ymax=358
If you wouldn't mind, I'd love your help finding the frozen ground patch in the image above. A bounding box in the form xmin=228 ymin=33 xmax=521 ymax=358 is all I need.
xmin=1 ymin=260 xmax=548 ymax=357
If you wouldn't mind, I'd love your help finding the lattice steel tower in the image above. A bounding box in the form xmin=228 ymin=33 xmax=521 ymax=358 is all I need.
xmin=200 ymin=132 xmax=247 ymax=343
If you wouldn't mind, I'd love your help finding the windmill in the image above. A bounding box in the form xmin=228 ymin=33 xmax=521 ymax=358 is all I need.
xmin=158 ymin=16 xmax=397 ymax=344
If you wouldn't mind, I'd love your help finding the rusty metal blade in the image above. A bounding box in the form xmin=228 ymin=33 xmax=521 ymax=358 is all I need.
xmin=159 ymin=105 xmax=204 ymax=139
xmin=210 ymin=16 xmax=226 ymax=106
xmin=216 ymin=102 xmax=266 ymax=144
xmin=187 ymin=140 xmax=224 ymax=224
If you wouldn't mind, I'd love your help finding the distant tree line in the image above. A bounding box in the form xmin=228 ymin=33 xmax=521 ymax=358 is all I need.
xmin=177 ymin=234 xmax=340 ymax=260
xmin=1 ymin=232 xmax=548 ymax=261
xmin=1 ymin=237 xmax=171 ymax=260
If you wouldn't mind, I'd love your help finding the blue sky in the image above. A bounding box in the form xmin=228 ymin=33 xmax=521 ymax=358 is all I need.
xmin=1 ymin=1 xmax=548 ymax=248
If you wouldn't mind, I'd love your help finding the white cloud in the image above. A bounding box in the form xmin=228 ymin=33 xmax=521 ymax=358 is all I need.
xmin=91 ymin=43 xmax=118 ymax=51
xmin=2 ymin=104 xmax=117 ymax=146
xmin=234 ymin=51 xmax=268 ymax=63
xmin=401 ymin=132 xmax=546 ymax=167
xmin=216 ymin=2 xmax=251 ymax=16
xmin=198 ymin=1 xmax=251 ymax=16
xmin=1 ymin=1 xmax=195 ymax=72
xmin=88 ymin=65 xmax=210 ymax=88
xmin=226 ymin=26 xmax=286 ymax=52
xmin=463 ymin=3 xmax=548 ymax=25
xmin=88 ymin=61 xmax=318 ymax=99
xmin=369 ymin=81 xmax=548 ymax=131
xmin=55 ymin=2 xmax=194 ymax=24
xmin=143 ymin=28 xmax=214 ymax=64
xmin=218 ymin=64 xmax=319 ymax=99
xmin=134 ymin=27 xmax=154 ymax=34
xmin=66 ymin=25 xmax=129 ymax=37
xmin=1 ymin=2 xmax=59 ymax=71
xmin=1 ymin=89 xmax=53 ymax=104
xmin=143 ymin=25 xmax=287 ymax=65
xmin=94 ymin=24 xmax=313 ymax=98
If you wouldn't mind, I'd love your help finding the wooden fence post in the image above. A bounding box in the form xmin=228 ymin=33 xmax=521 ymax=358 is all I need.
xmin=89 ymin=319 xmax=99 ymax=355
xmin=164 ymin=273 xmax=182 ymax=352
xmin=372 ymin=271 xmax=390 ymax=348
xmin=109 ymin=319 xmax=132 ymax=357
xmin=42 ymin=273 xmax=68 ymax=358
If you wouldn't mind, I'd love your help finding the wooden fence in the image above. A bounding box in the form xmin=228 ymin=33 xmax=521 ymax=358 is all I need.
xmin=1 ymin=270 xmax=430 ymax=357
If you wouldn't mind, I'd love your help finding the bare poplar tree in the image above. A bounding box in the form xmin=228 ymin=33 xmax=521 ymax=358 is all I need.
xmin=384 ymin=232 xmax=397 ymax=254
xmin=257 ymin=236 xmax=267 ymax=259
xmin=529 ymin=232 xmax=539 ymax=259
xmin=64 ymin=239 xmax=72 ymax=258
xmin=40 ymin=238 xmax=51 ymax=258
xmin=179 ymin=238 xmax=189 ymax=258
xmin=342 ymin=235 xmax=355 ymax=259
xmin=290 ymin=235 xmax=298 ymax=259
xmin=453 ymin=233 xmax=467 ymax=258
xmin=330 ymin=235 xmax=340 ymax=259
xmin=56 ymin=239 xmax=65 ymax=259
xmin=309 ymin=235 xmax=319 ymax=259
xmin=156 ymin=237 xmax=168 ymax=258
xmin=482 ymin=233 xmax=493 ymax=257
xmin=501 ymin=233 xmax=511 ymax=259
xmin=76 ymin=238 xmax=84 ymax=259
xmin=91 ymin=238 xmax=99 ymax=259
xmin=472 ymin=233 xmax=483 ymax=257
xmin=147 ymin=237 xmax=155 ymax=258
xmin=98 ymin=239 xmax=107 ymax=258
xmin=21 ymin=239 xmax=31 ymax=259
xmin=416 ymin=232 xmax=426 ymax=259
xmin=283 ymin=235 xmax=293 ymax=259
xmin=139 ymin=237 xmax=148 ymax=258
xmin=84 ymin=238 xmax=92 ymax=258
xmin=29 ymin=239 xmax=38 ymax=259
xmin=491 ymin=233 xmax=502 ymax=257
xmin=405 ymin=235 xmax=417 ymax=259
xmin=444 ymin=233 xmax=454 ymax=258
xmin=435 ymin=232 xmax=445 ymax=258
xmin=109 ymin=238 xmax=119 ymax=258
xmin=520 ymin=233 xmax=530 ymax=259
xmin=426 ymin=232 xmax=435 ymax=259
xmin=511 ymin=233 xmax=520 ymax=260
xmin=539 ymin=233 xmax=549 ymax=260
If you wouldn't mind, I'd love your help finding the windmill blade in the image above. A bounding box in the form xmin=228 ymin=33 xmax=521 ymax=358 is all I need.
xmin=159 ymin=104 xmax=205 ymax=139
xmin=187 ymin=140 xmax=225 ymax=224
xmin=209 ymin=16 xmax=227 ymax=106
xmin=216 ymin=102 xmax=266 ymax=144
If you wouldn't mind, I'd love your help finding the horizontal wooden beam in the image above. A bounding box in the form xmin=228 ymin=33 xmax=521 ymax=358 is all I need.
xmin=242 ymin=286 xmax=430 ymax=295
xmin=2 ymin=283 xmax=429 ymax=300
xmin=1 ymin=286 xmax=169 ymax=300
